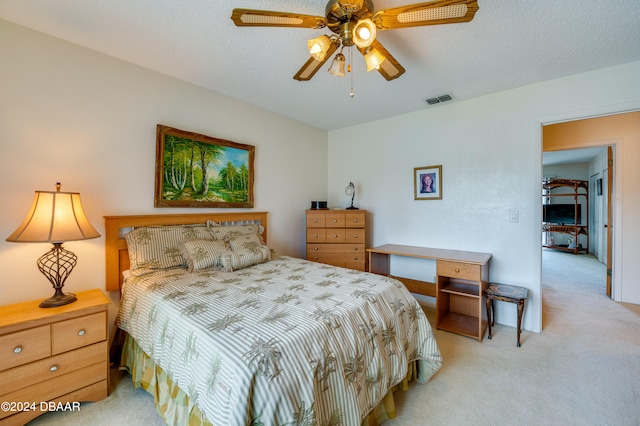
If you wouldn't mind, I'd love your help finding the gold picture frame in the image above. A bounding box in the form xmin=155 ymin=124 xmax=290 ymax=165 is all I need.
xmin=414 ymin=165 xmax=442 ymax=200
xmin=154 ymin=125 xmax=254 ymax=208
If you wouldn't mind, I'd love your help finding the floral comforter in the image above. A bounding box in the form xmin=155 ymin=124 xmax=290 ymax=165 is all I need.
xmin=116 ymin=256 xmax=442 ymax=425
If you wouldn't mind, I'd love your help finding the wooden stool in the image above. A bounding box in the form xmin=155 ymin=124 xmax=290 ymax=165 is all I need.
xmin=484 ymin=283 xmax=528 ymax=347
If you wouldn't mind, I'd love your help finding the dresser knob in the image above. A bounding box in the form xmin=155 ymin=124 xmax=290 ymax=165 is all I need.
xmin=314 ymin=256 xmax=319 ymax=260
xmin=455 ymin=268 xmax=460 ymax=273
xmin=353 ymin=219 xmax=358 ymax=223
xmin=314 ymin=219 xmax=319 ymax=223
xmin=78 ymin=329 xmax=86 ymax=336
xmin=13 ymin=346 xmax=22 ymax=354
xmin=50 ymin=365 xmax=58 ymax=372
xmin=353 ymin=247 xmax=358 ymax=251
xmin=353 ymin=256 xmax=359 ymax=260
xmin=314 ymin=234 xmax=318 ymax=238
xmin=314 ymin=247 xmax=318 ymax=251
xmin=353 ymin=234 xmax=358 ymax=238
xmin=333 ymin=219 xmax=337 ymax=223
xmin=333 ymin=234 xmax=338 ymax=238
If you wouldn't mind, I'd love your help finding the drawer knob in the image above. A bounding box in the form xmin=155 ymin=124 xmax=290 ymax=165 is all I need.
xmin=353 ymin=234 xmax=358 ymax=238
xmin=333 ymin=219 xmax=337 ymax=223
xmin=314 ymin=247 xmax=318 ymax=251
xmin=78 ymin=329 xmax=86 ymax=336
xmin=13 ymin=346 xmax=22 ymax=354
xmin=353 ymin=219 xmax=358 ymax=223
xmin=314 ymin=234 xmax=318 ymax=238
xmin=50 ymin=365 xmax=58 ymax=372
xmin=314 ymin=256 xmax=319 ymax=260
xmin=333 ymin=234 xmax=338 ymax=238
xmin=314 ymin=219 xmax=319 ymax=223
xmin=455 ymin=268 xmax=460 ymax=273
xmin=353 ymin=256 xmax=359 ymax=260
xmin=353 ymin=247 xmax=358 ymax=251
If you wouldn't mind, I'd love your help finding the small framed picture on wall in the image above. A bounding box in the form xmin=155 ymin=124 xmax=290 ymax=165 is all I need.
xmin=414 ymin=165 xmax=443 ymax=200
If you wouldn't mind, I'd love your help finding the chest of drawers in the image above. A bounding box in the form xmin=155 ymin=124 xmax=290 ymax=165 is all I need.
xmin=0 ymin=289 xmax=110 ymax=425
xmin=306 ymin=209 xmax=367 ymax=271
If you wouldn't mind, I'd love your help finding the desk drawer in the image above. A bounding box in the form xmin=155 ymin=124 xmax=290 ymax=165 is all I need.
xmin=437 ymin=260 xmax=481 ymax=281
xmin=0 ymin=326 xmax=51 ymax=371
xmin=52 ymin=313 xmax=106 ymax=355
xmin=306 ymin=228 xmax=326 ymax=242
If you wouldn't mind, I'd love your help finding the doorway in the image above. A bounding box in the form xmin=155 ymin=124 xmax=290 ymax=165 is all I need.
xmin=541 ymin=146 xmax=611 ymax=298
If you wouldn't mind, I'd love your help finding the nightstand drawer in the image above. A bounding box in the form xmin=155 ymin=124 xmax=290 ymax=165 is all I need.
xmin=52 ymin=312 xmax=106 ymax=355
xmin=0 ymin=362 xmax=106 ymax=421
xmin=0 ymin=325 xmax=51 ymax=371
xmin=437 ymin=260 xmax=481 ymax=282
xmin=0 ymin=341 xmax=107 ymax=397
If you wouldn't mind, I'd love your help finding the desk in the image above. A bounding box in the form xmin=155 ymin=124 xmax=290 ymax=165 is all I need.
xmin=368 ymin=244 xmax=492 ymax=341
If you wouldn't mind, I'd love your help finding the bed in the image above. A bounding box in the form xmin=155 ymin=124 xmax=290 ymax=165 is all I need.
xmin=105 ymin=212 xmax=442 ymax=426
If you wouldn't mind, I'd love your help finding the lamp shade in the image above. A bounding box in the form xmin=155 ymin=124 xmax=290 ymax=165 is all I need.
xmin=308 ymin=35 xmax=332 ymax=61
xmin=328 ymin=53 xmax=346 ymax=77
xmin=6 ymin=183 xmax=100 ymax=243
xmin=364 ymin=47 xmax=386 ymax=71
xmin=353 ymin=18 xmax=376 ymax=48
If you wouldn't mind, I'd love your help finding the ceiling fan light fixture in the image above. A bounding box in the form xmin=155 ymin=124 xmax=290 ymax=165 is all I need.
xmin=363 ymin=47 xmax=385 ymax=71
xmin=308 ymin=35 xmax=332 ymax=61
xmin=353 ymin=18 xmax=376 ymax=48
xmin=328 ymin=52 xmax=346 ymax=77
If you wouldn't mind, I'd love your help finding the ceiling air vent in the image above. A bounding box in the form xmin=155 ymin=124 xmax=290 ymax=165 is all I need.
xmin=425 ymin=93 xmax=454 ymax=106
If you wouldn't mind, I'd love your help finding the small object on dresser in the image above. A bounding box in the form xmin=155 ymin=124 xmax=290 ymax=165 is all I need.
xmin=310 ymin=201 xmax=328 ymax=210
xmin=345 ymin=182 xmax=358 ymax=210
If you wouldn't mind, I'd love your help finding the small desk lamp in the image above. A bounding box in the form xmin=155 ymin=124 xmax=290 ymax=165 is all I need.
xmin=6 ymin=183 xmax=100 ymax=308
xmin=345 ymin=182 xmax=358 ymax=210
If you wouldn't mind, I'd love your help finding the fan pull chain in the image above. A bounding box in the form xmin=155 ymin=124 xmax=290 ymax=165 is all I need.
xmin=349 ymin=47 xmax=355 ymax=97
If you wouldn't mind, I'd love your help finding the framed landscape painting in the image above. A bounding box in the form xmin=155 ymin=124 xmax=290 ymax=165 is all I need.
xmin=414 ymin=165 xmax=442 ymax=200
xmin=154 ymin=125 xmax=255 ymax=208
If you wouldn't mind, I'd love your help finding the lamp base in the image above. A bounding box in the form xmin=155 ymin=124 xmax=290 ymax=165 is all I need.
xmin=39 ymin=291 xmax=77 ymax=308
xmin=346 ymin=206 xmax=359 ymax=210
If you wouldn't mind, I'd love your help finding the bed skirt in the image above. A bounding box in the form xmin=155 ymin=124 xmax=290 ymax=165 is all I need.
xmin=119 ymin=332 xmax=424 ymax=426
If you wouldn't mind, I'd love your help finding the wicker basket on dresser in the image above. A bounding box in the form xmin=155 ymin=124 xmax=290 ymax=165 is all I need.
xmin=0 ymin=289 xmax=110 ymax=425
xmin=306 ymin=209 xmax=367 ymax=271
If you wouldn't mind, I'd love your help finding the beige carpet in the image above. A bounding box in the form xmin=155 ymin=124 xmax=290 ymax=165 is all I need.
xmin=28 ymin=250 xmax=640 ymax=425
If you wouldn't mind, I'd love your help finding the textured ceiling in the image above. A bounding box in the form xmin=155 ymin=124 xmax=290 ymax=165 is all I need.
xmin=1 ymin=0 xmax=640 ymax=131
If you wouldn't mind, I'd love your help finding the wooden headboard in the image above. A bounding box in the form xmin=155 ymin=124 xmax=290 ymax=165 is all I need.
xmin=104 ymin=212 xmax=268 ymax=292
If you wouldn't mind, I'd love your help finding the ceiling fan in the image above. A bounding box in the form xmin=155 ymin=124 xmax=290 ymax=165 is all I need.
xmin=231 ymin=0 xmax=479 ymax=82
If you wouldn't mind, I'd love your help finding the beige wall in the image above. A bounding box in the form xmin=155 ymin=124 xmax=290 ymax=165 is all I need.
xmin=0 ymin=20 xmax=328 ymax=309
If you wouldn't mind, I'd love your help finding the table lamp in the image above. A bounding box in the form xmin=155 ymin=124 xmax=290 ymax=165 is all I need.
xmin=6 ymin=183 xmax=100 ymax=308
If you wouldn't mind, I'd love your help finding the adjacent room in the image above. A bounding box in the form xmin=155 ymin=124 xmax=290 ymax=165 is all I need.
xmin=1 ymin=1 xmax=640 ymax=425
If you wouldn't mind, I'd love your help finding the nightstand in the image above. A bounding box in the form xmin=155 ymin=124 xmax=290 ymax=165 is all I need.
xmin=0 ymin=289 xmax=110 ymax=425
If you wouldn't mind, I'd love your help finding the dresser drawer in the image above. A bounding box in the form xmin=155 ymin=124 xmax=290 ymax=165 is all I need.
xmin=307 ymin=243 xmax=365 ymax=254
xmin=345 ymin=211 xmax=365 ymax=228
xmin=0 ymin=341 xmax=107 ymax=397
xmin=306 ymin=213 xmax=326 ymax=228
xmin=52 ymin=312 xmax=106 ymax=355
xmin=307 ymin=252 xmax=366 ymax=267
xmin=345 ymin=228 xmax=365 ymax=243
xmin=0 ymin=325 xmax=51 ymax=371
xmin=306 ymin=228 xmax=326 ymax=242
xmin=324 ymin=229 xmax=346 ymax=242
xmin=325 ymin=212 xmax=345 ymax=227
xmin=437 ymin=260 xmax=481 ymax=282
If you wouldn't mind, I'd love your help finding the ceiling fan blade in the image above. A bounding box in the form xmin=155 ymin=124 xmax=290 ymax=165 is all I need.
xmin=231 ymin=8 xmax=327 ymax=29
xmin=373 ymin=0 xmax=479 ymax=30
xmin=357 ymin=39 xmax=406 ymax=81
xmin=293 ymin=41 xmax=340 ymax=81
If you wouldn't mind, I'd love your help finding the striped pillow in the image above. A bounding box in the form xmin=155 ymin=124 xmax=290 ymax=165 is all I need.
xmin=221 ymin=233 xmax=271 ymax=271
xmin=207 ymin=221 xmax=265 ymax=242
xmin=125 ymin=224 xmax=213 ymax=272
xmin=178 ymin=239 xmax=231 ymax=272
